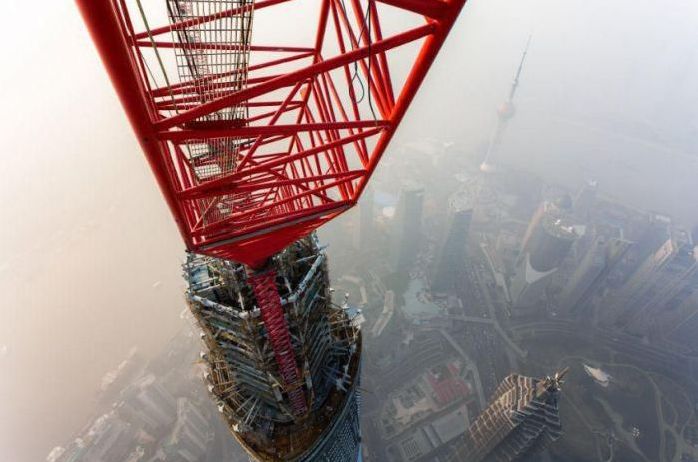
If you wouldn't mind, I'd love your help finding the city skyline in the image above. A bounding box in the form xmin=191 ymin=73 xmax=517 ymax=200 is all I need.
xmin=4 ymin=0 xmax=698 ymax=461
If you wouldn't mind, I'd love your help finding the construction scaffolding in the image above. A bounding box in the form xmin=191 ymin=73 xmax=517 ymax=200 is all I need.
xmin=185 ymin=235 xmax=362 ymax=461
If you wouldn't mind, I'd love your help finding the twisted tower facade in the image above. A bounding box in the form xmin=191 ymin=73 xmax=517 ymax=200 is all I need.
xmin=449 ymin=369 xmax=567 ymax=462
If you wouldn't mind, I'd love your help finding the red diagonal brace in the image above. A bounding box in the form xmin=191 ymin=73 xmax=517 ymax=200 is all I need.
xmin=247 ymin=268 xmax=307 ymax=417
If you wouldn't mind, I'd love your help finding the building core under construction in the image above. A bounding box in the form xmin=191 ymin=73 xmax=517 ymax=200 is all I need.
xmin=185 ymin=236 xmax=362 ymax=461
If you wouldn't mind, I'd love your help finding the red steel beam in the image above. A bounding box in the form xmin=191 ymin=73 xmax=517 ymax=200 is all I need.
xmin=375 ymin=0 xmax=448 ymax=18
xmin=76 ymin=0 xmax=192 ymax=245
xmin=154 ymin=23 xmax=435 ymax=130
xmin=77 ymin=0 xmax=467 ymax=267
xmin=149 ymin=52 xmax=314 ymax=98
xmin=131 ymin=0 xmax=291 ymax=40
xmin=135 ymin=40 xmax=314 ymax=53
xmin=158 ymin=120 xmax=389 ymax=142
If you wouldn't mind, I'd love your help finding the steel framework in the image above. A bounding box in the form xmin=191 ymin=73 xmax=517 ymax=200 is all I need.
xmin=77 ymin=0 xmax=467 ymax=268
xmin=184 ymin=236 xmax=363 ymax=460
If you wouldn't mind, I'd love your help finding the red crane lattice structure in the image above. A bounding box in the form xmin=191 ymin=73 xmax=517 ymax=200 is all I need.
xmin=77 ymin=0 xmax=467 ymax=269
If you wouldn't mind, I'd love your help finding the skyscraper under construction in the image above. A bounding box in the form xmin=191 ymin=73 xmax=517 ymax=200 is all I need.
xmin=390 ymin=185 xmax=425 ymax=272
xmin=432 ymin=190 xmax=473 ymax=293
xmin=186 ymin=236 xmax=362 ymax=461
xmin=449 ymin=369 xmax=567 ymax=462
xmin=77 ymin=0 xmax=467 ymax=459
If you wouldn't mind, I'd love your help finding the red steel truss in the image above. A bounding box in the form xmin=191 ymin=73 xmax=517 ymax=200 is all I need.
xmin=248 ymin=268 xmax=308 ymax=416
xmin=77 ymin=0 xmax=467 ymax=268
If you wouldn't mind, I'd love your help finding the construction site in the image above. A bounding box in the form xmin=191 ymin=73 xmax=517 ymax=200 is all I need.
xmin=186 ymin=236 xmax=362 ymax=460
xmin=75 ymin=0 xmax=467 ymax=460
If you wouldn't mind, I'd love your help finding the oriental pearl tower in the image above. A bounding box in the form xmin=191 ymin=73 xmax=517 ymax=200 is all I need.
xmin=480 ymin=36 xmax=531 ymax=173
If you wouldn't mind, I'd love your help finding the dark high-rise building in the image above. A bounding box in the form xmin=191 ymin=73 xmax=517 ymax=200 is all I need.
xmin=432 ymin=190 xmax=473 ymax=293
xmin=185 ymin=236 xmax=362 ymax=462
xmin=610 ymin=214 xmax=671 ymax=289
xmin=660 ymin=293 xmax=698 ymax=351
xmin=390 ymin=185 xmax=424 ymax=271
xmin=449 ymin=369 xmax=567 ymax=462
xmin=560 ymin=226 xmax=632 ymax=316
xmin=117 ymin=373 xmax=178 ymax=437
xmin=608 ymin=227 xmax=698 ymax=339
xmin=510 ymin=201 xmax=578 ymax=310
xmin=354 ymin=185 xmax=374 ymax=251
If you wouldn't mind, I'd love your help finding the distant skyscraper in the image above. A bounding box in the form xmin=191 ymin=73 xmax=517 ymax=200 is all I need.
xmin=608 ymin=227 xmax=698 ymax=338
xmin=610 ymin=214 xmax=671 ymax=289
xmin=432 ymin=190 xmax=473 ymax=293
xmin=390 ymin=185 xmax=424 ymax=271
xmin=155 ymin=398 xmax=212 ymax=462
xmin=659 ymin=292 xmax=698 ymax=351
xmin=510 ymin=201 xmax=578 ymax=311
xmin=573 ymin=179 xmax=598 ymax=220
xmin=354 ymin=185 xmax=374 ymax=251
xmin=560 ymin=227 xmax=632 ymax=316
xmin=80 ymin=413 xmax=135 ymax=462
xmin=449 ymin=369 xmax=567 ymax=462
xmin=117 ymin=374 xmax=178 ymax=437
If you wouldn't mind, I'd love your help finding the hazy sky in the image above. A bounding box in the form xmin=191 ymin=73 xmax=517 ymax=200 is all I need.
xmin=398 ymin=0 xmax=698 ymax=224
xmin=2 ymin=1 xmax=698 ymax=461
xmin=1 ymin=3 xmax=186 ymax=460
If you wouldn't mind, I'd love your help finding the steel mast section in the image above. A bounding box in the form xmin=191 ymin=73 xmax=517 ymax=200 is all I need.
xmin=76 ymin=0 xmax=467 ymax=269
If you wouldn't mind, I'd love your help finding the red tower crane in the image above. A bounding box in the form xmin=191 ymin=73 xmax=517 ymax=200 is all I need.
xmin=76 ymin=0 xmax=466 ymax=268
xmin=77 ymin=0 xmax=466 ymax=432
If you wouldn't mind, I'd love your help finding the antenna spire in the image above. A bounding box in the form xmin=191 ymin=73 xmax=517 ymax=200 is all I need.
xmin=509 ymin=34 xmax=532 ymax=102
